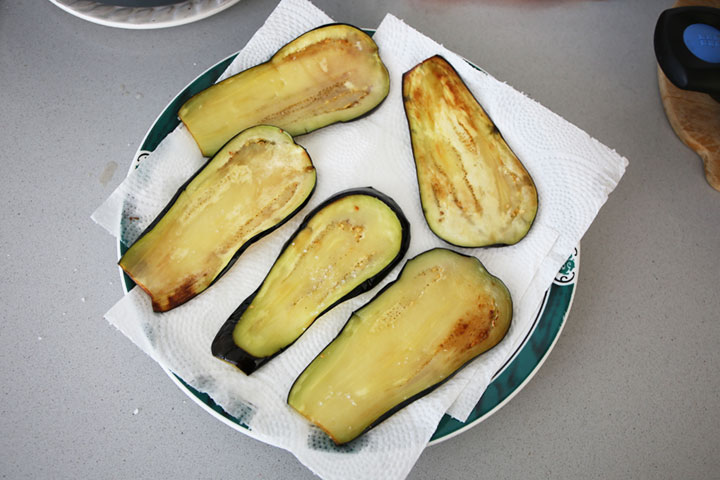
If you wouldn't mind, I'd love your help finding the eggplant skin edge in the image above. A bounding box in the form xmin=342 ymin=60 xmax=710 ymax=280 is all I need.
xmin=402 ymin=54 xmax=538 ymax=249
xmin=211 ymin=186 xmax=412 ymax=375
xmin=287 ymin=247 xmax=512 ymax=445
xmin=285 ymin=24 xmax=391 ymax=129
xmin=119 ymin=125 xmax=316 ymax=312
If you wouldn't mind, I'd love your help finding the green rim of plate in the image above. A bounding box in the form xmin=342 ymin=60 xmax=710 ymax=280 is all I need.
xmin=118 ymin=32 xmax=580 ymax=445
xmin=164 ymin=261 xmax=578 ymax=445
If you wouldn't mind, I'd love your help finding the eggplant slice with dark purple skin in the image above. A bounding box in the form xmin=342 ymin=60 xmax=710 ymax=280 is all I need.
xmin=179 ymin=24 xmax=391 ymax=157
xmin=403 ymin=55 xmax=538 ymax=247
xmin=118 ymin=125 xmax=317 ymax=312
xmin=288 ymin=248 xmax=512 ymax=445
xmin=212 ymin=188 xmax=411 ymax=375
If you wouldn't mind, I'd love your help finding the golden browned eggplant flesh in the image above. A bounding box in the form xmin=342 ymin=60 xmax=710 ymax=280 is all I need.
xmin=179 ymin=24 xmax=390 ymax=157
xmin=403 ymin=55 xmax=538 ymax=247
xmin=119 ymin=125 xmax=316 ymax=312
xmin=212 ymin=188 xmax=410 ymax=374
xmin=288 ymin=248 xmax=512 ymax=444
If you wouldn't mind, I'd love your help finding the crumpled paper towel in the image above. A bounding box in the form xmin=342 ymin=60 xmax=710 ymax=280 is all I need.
xmin=93 ymin=0 xmax=628 ymax=478
xmin=369 ymin=15 xmax=630 ymax=419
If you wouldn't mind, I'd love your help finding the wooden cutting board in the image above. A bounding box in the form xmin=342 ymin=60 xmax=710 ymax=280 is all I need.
xmin=658 ymin=0 xmax=720 ymax=191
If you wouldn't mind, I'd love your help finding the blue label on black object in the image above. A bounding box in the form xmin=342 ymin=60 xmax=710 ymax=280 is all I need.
xmin=683 ymin=23 xmax=720 ymax=63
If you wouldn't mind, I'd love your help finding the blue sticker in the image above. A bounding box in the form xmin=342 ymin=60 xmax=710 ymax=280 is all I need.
xmin=683 ymin=23 xmax=720 ymax=63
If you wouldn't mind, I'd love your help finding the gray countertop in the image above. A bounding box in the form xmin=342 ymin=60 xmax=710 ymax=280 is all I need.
xmin=2 ymin=0 xmax=719 ymax=478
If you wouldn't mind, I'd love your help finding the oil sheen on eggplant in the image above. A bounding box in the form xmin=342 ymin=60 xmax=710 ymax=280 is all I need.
xmin=403 ymin=55 xmax=538 ymax=247
xmin=118 ymin=125 xmax=316 ymax=312
xmin=288 ymin=248 xmax=512 ymax=445
xmin=212 ymin=189 xmax=410 ymax=374
xmin=179 ymin=24 xmax=390 ymax=157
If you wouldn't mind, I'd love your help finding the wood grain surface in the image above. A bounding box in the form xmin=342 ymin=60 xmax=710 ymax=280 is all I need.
xmin=657 ymin=0 xmax=720 ymax=191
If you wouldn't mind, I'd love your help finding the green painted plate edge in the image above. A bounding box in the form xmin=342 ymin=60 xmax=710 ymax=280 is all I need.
xmin=117 ymin=30 xmax=580 ymax=446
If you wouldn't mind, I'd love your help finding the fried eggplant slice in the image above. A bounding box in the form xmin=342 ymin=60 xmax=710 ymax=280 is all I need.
xmin=179 ymin=24 xmax=390 ymax=156
xmin=403 ymin=55 xmax=538 ymax=247
xmin=212 ymin=188 xmax=410 ymax=374
xmin=119 ymin=125 xmax=316 ymax=312
xmin=288 ymin=248 xmax=512 ymax=444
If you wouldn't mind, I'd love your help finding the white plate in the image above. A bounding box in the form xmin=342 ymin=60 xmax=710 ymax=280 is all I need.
xmin=115 ymin=35 xmax=581 ymax=444
xmin=47 ymin=0 xmax=242 ymax=29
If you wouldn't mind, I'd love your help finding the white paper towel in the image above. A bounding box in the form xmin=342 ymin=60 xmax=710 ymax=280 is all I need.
xmin=371 ymin=15 xmax=630 ymax=419
xmin=94 ymin=1 xmax=628 ymax=478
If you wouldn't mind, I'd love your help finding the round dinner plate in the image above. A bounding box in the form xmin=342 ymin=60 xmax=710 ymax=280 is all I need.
xmin=48 ymin=0 xmax=242 ymax=29
xmin=116 ymin=31 xmax=580 ymax=446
